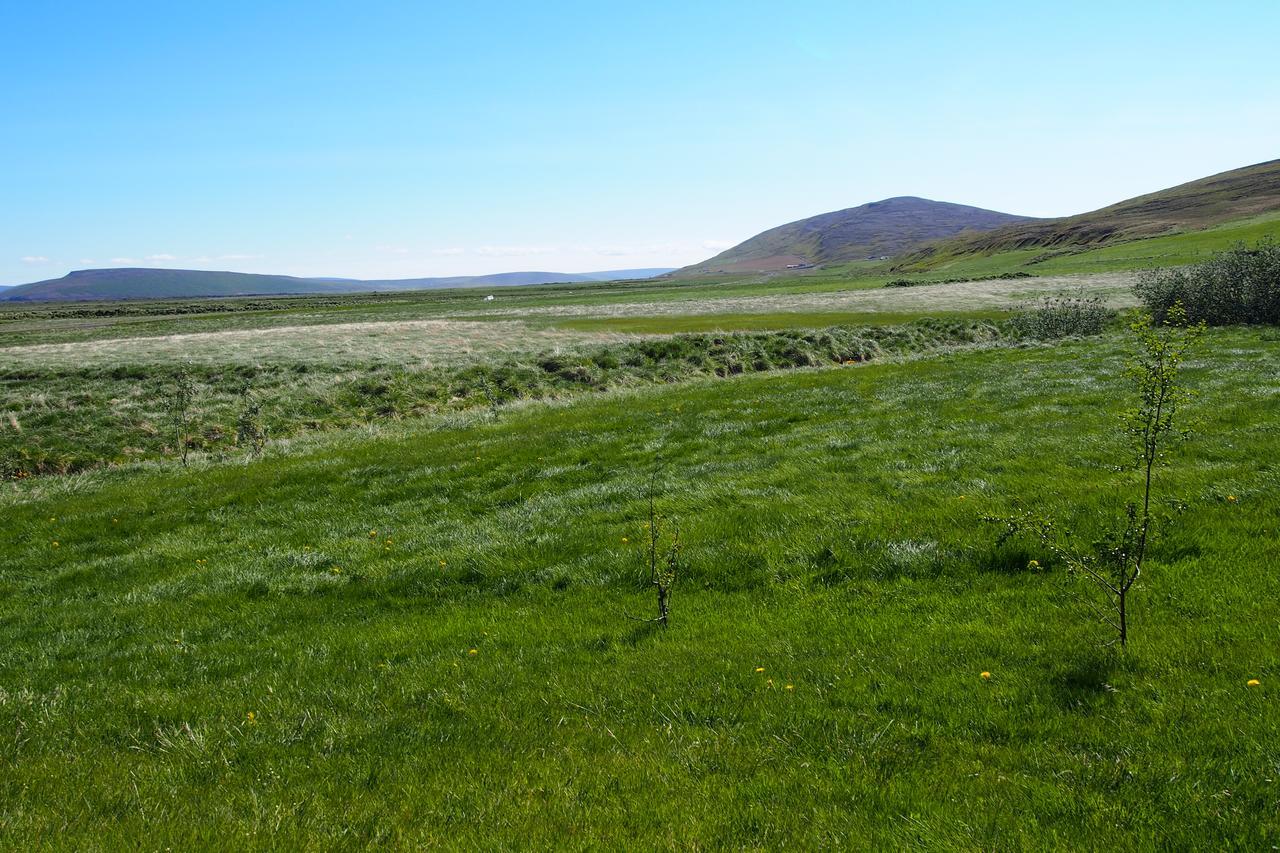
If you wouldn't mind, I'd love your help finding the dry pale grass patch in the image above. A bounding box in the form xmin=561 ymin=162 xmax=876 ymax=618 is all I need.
xmin=462 ymin=272 xmax=1139 ymax=321
xmin=0 ymin=319 xmax=641 ymax=368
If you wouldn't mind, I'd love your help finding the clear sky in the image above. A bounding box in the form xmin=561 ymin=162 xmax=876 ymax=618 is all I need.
xmin=3 ymin=0 xmax=1278 ymax=285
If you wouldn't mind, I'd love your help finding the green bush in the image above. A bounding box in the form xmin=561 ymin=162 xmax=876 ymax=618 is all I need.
xmin=1009 ymin=293 xmax=1113 ymax=339
xmin=1134 ymin=239 xmax=1280 ymax=325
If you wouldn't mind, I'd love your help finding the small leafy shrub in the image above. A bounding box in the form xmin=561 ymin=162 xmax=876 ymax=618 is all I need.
xmin=235 ymin=391 xmax=267 ymax=457
xmin=987 ymin=304 xmax=1203 ymax=646
xmin=1009 ymin=292 xmax=1113 ymax=340
xmin=1134 ymin=238 xmax=1280 ymax=325
xmin=168 ymin=364 xmax=198 ymax=467
xmin=629 ymin=468 xmax=681 ymax=628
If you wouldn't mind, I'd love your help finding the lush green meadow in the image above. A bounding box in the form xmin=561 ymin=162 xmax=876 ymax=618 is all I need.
xmin=3 ymin=230 xmax=1279 ymax=847
xmin=2 ymin=322 xmax=1278 ymax=847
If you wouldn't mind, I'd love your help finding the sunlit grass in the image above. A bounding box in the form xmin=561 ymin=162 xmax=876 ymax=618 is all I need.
xmin=1 ymin=328 xmax=1277 ymax=847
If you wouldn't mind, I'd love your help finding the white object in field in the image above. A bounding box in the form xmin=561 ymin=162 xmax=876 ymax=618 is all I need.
xmin=485 ymin=294 xmax=495 ymax=301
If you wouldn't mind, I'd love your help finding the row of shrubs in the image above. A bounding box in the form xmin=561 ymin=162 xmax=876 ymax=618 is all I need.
xmin=1136 ymin=238 xmax=1280 ymax=325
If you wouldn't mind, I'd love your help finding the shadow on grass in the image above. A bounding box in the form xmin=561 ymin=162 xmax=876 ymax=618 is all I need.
xmin=623 ymin=619 xmax=663 ymax=646
xmin=1049 ymin=649 xmax=1119 ymax=710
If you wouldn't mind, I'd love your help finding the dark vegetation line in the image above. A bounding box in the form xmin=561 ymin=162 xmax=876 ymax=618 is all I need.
xmin=883 ymin=271 xmax=1033 ymax=288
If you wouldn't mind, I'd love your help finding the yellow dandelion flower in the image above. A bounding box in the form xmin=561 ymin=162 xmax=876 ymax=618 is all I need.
xmin=246 ymin=711 xmax=256 ymax=724
xmin=439 ymin=559 xmax=447 ymax=568
xmin=1028 ymin=559 xmax=1040 ymax=569
xmin=1247 ymin=678 xmax=1261 ymax=687
xmin=369 ymin=530 xmax=377 ymax=537
xmin=468 ymin=648 xmax=478 ymax=656
xmin=755 ymin=666 xmax=765 ymax=673
xmin=621 ymin=537 xmax=629 ymax=543
xmin=785 ymin=684 xmax=794 ymax=691
xmin=1227 ymin=495 xmax=1238 ymax=503
xmin=980 ymin=671 xmax=992 ymax=680
xmin=51 ymin=541 xmax=59 ymax=548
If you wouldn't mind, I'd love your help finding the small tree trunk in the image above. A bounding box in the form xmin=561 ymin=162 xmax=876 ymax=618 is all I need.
xmin=1118 ymin=587 xmax=1127 ymax=647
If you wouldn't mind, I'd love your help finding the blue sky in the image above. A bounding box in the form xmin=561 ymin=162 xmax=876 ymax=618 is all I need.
xmin=3 ymin=0 xmax=1278 ymax=285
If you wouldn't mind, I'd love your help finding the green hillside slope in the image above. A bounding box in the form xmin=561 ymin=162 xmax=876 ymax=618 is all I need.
xmin=896 ymin=159 xmax=1280 ymax=270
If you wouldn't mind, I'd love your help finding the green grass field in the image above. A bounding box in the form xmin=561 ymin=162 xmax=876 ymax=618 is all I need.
xmin=3 ymin=228 xmax=1280 ymax=847
xmin=2 ymin=322 xmax=1278 ymax=847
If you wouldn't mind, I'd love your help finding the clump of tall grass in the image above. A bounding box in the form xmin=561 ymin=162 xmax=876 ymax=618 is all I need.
xmin=1008 ymin=292 xmax=1113 ymax=339
xmin=1135 ymin=238 xmax=1280 ymax=325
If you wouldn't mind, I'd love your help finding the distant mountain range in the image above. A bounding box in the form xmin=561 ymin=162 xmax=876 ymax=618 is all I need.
xmin=0 ymin=267 xmax=675 ymax=302
xmin=8 ymin=159 xmax=1279 ymax=302
xmin=675 ymin=198 xmax=1038 ymax=275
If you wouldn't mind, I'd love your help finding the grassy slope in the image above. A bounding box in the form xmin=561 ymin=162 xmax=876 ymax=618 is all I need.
xmin=898 ymin=212 xmax=1280 ymax=279
xmin=2 ymin=329 xmax=1277 ymax=848
xmin=895 ymin=158 xmax=1280 ymax=271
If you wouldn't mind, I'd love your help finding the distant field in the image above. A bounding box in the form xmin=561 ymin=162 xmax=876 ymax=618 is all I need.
xmin=4 ymin=213 xmax=1274 ymax=352
xmin=0 ymin=319 xmax=636 ymax=369
xmin=0 ymin=271 xmax=1121 ymax=356
xmin=0 ymin=269 xmax=1133 ymax=478
xmin=0 ymin=274 xmax=889 ymax=348
xmin=484 ymin=272 xmax=1137 ymax=324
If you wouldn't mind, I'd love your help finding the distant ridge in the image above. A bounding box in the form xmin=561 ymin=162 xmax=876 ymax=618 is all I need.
xmin=894 ymin=158 xmax=1280 ymax=270
xmin=675 ymin=197 xmax=1037 ymax=275
xmin=0 ymin=267 xmax=675 ymax=302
